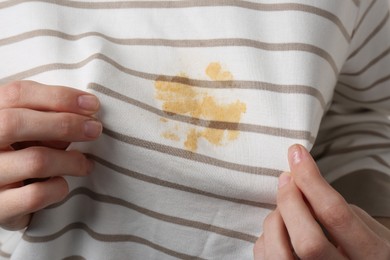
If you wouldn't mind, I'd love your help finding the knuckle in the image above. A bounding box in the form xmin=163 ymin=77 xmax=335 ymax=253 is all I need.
xmin=22 ymin=184 xmax=46 ymax=212
xmin=57 ymin=114 xmax=75 ymax=138
xmin=0 ymin=81 xmax=23 ymax=108
xmin=51 ymin=88 xmax=66 ymax=109
xmin=0 ymin=109 xmax=18 ymax=141
xmin=295 ymin=238 xmax=327 ymax=260
xmin=21 ymin=178 xmax=68 ymax=212
xmin=320 ymin=202 xmax=353 ymax=229
xmin=24 ymin=147 xmax=49 ymax=177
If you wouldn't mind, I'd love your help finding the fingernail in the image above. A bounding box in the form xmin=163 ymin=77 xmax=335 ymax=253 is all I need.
xmin=78 ymin=95 xmax=99 ymax=111
xmin=289 ymin=144 xmax=302 ymax=165
xmin=84 ymin=120 xmax=102 ymax=138
xmin=278 ymin=172 xmax=291 ymax=188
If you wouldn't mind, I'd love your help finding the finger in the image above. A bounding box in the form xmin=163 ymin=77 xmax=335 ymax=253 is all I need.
xmin=253 ymin=234 xmax=265 ymax=260
xmin=351 ymin=205 xmax=390 ymax=242
xmin=263 ymin=209 xmax=295 ymax=260
xmin=288 ymin=144 xmax=387 ymax=259
xmin=0 ymin=147 xmax=93 ymax=186
xmin=0 ymin=108 xmax=102 ymax=147
xmin=277 ymin=171 xmax=344 ymax=260
xmin=0 ymin=81 xmax=99 ymax=115
xmin=0 ymin=177 xmax=68 ymax=229
xmin=0 ymin=214 xmax=31 ymax=231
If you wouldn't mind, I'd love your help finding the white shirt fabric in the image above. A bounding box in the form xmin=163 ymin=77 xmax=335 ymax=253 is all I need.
xmin=0 ymin=0 xmax=390 ymax=259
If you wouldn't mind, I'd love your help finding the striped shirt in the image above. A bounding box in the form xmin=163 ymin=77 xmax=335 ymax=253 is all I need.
xmin=1 ymin=0 xmax=390 ymax=259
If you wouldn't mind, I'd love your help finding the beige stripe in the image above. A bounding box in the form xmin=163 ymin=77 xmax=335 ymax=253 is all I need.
xmin=314 ymin=143 xmax=390 ymax=159
xmin=335 ymin=88 xmax=390 ymax=104
xmin=317 ymin=129 xmax=389 ymax=144
xmin=48 ymin=187 xmax=259 ymax=243
xmin=23 ymin=222 xmax=206 ymax=260
xmin=338 ymin=72 xmax=390 ymax=91
xmin=347 ymin=11 xmax=390 ymax=60
xmin=0 ymin=53 xmax=327 ymax=108
xmin=86 ymin=153 xmax=275 ymax=209
xmin=89 ymin=83 xmax=317 ymax=143
xmin=0 ymin=0 xmax=350 ymax=41
xmin=321 ymin=120 xmax=390 ymax=131
xmin=351 ymin=0 xmax=377 ymax=38
xmin=0 ymin=30 xmax=339 ymax=78
xmin=0 ymin=55 xmax=93 ymax=84
xmin=102 ymin=127 xmax=281 ymax=176
xmin=154 ymin=78 xmax=326 ymax=110
xmin=317 ymin=120 xmax=390 ymax=136
xmin=0 ymin=29 xmax=342 ymax=52
xmin=340 ymin=45 xmax=390 ymax=76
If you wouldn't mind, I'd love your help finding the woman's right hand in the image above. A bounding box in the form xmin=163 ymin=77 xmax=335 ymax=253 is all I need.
xmin=0 ymin=81 xmax=102 ymax=230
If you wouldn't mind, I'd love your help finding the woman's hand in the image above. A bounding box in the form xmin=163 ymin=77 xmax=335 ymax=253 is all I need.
xmin=0 ymin=81 xmax=102 ymax=230
xmin=254 ymin=144 xmax=390 ymax=260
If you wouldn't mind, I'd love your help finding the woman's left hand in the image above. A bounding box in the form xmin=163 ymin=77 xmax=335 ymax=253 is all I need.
xmin=253 ymin=144 xmax=390 ymax=260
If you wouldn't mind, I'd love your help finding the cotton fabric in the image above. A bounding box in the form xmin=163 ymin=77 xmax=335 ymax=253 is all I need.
xmin=0 ymin=0 xmax=390 ymax=259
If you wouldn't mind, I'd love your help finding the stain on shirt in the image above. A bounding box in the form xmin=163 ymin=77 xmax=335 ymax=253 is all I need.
xmin=155 ymin=62 xmax=246 ymax=152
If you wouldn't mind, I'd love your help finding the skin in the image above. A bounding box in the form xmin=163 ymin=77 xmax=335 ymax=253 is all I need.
xmin=0 ymin=81 xmax=102 ymax=230
xmin=254 ymin=144 xmax=390 ymax=260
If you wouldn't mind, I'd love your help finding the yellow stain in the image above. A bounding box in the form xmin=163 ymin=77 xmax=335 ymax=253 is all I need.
xmin=206 ymin=62 xmax=233 ymax=81
xmin=162 ymin=131 xmax=180 ymax=142
xmin=155 ymin=62 xmax=246 ymax=152
xmin=184 ymin=128 xmax=201 ymax=151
